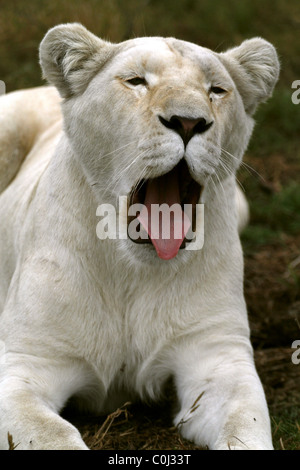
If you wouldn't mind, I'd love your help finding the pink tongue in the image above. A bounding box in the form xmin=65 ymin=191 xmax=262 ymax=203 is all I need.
xmin=137 ymin=167 xmax=191 ymax=260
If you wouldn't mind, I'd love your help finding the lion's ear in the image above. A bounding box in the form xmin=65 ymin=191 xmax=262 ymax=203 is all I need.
xmin=39 ymin=23 xmax=116 ymax=98
xmin=220 ymin=38 xmax=280 ymax=115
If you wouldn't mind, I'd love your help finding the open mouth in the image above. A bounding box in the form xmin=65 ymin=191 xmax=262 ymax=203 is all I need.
xmin=127 ymin=159 xmax=202 ymax=260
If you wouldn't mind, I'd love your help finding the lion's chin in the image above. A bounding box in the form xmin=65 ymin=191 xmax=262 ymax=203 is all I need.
xmin=127 ymin=159 xmax=202 ymax=260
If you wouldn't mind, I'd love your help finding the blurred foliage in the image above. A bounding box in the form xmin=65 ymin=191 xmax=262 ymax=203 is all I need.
xmin=0 ymin=0 xmax=299 ymax=88
xmin=249 ymin=88 xmax=300 ymax=158
xmin=242 ymin=181 xmax=300 ymax=251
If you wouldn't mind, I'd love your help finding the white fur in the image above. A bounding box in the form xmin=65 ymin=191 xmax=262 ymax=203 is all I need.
xmin=0 ymin=24 xmax=279 ymax=450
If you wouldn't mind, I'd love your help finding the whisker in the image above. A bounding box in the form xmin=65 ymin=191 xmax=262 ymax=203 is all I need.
xmin=221 ymin=147 xmax=265 ymax=182
xmin=101 ymin=148 xmax=147 ymax=191
xmin=219 ymin=156 xmax=246 ymax=193
xmin=218 ymin=156 xmax=233 ymax=178
xmin=235 ymin=177 xmax=246 ymax=193
xmin=89 ymin=140 xmax=143 ymax=188
xmin=103 ymin=149 xmax=150 ymax=206
xmin=207 ymin=172 xmax=218 ymax=199
xmin=101 ymin=140 xmax=140 ymax=161
xmin=129 ymin=168 xmax=148 ymax=202
xmin=118 ymin=164 xmax=149 ymax=209
xmin=240 ymin=160 xmax=266 ymax=181
xmin=111 ymin=149 xmax=149 ymax=192
xmin=214 ymin=171 xmax=227 ymax=202
xmin=95 ymin=138 xmax=152 ymax=183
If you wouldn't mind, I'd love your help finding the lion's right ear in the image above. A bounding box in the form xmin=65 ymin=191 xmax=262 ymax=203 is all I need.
xmin=219 ymin=38 xmax=280 ymax=115
xmin=39 ymin=23 xmax=116 ymax=98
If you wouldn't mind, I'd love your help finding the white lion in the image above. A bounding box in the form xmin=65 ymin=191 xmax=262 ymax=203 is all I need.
xmin=0 ymin=24 xmax=279 ymax=450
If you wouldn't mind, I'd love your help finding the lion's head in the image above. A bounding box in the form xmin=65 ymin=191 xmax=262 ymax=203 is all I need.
xmin=39 ymin=24 xmax=279 ymax=262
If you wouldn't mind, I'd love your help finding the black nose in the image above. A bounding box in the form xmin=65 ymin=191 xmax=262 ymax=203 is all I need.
xmin=159 ymin=115 xmax=213 ymax=146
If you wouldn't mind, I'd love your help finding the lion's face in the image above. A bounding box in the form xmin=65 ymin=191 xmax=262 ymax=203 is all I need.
xmin=40 ymin=24 xmax=279 ymax=262
xmin=63 ymin=37 xmax=253 ymax=193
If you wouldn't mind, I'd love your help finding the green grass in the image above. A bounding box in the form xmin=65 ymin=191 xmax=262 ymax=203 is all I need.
xmin=242 ymin=182 xmax=300 ymax=251
xmin=272 ymin=410 xmax=300 ymax=450
xmin=249 ymin=87 xmax=300 ymax=159
xmin=259 ymin=183 xmax=300 ymax=234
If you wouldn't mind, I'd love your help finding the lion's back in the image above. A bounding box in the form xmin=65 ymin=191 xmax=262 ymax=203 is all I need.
xmin=0 ymin=86 xmax=62 ymax=194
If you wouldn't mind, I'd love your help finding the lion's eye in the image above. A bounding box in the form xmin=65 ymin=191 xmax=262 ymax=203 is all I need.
xmin=126 ymin=77 xmax=147 ymax=86
xmin=210 ymin=86 xmax=227 ymax=95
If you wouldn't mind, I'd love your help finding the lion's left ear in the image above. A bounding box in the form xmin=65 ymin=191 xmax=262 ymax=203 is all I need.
xmin=219 ymin=38 xmax=280 ymax=115
xmin=39 ymin=23 xmax=116 ymax=98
